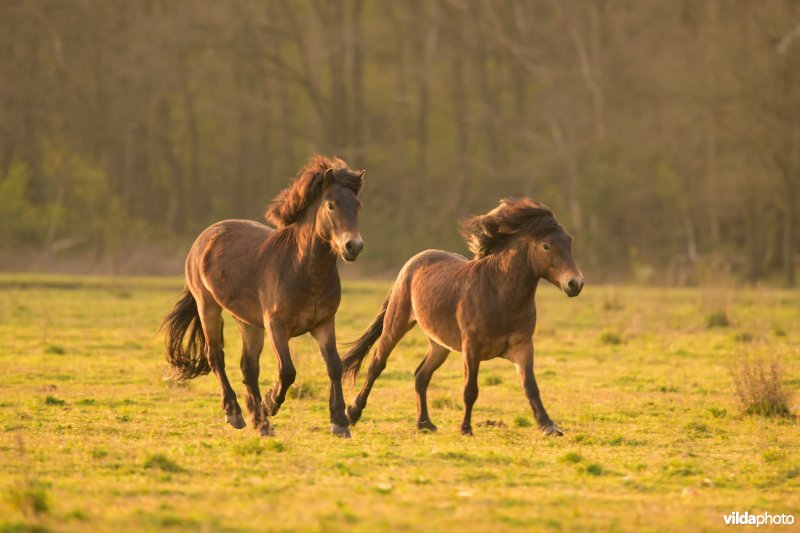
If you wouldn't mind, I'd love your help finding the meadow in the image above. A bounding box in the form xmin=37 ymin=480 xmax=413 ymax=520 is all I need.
xmin=0 ymin=274 xmax=798 ymax=532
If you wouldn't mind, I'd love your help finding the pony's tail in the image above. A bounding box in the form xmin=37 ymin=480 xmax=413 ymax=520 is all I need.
xmin=160 ymin=287 xmax=212 ymax=380
xmin=342 ymin=293 xmax=390 ymax=384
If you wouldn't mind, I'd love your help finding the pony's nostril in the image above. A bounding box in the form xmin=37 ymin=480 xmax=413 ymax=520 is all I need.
xmin=345 ymin=240 xmax=363 ymax=256
xmin=567 ymin=279 xmax=582 ymax=293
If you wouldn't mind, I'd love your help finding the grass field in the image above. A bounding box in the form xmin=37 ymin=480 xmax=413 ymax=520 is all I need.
xmin=0 ymin=273 xmax=798 ymax=532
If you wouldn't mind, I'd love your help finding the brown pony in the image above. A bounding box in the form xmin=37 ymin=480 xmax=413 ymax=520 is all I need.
xmin=342 ymin=198 xmax=583 ymax=436
xmin=162 ymin=155 xmax=365 ymax=437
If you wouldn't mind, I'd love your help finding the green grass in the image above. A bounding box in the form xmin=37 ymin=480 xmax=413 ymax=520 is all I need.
xmin=0 ymin=274 xmax=799 ymax=531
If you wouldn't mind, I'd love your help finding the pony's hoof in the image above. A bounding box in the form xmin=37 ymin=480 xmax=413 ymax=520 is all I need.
xmin=417 ymin=420 xmax=438 ymax=432
xmin=345 ymin=405 xmax=360 ymax=425
xmin=263 ymin=394 xmax=280 ymax=417
xmin=226 ymin=412 xmax=246 ymax=429
xmin=331 ymin=423 xmax=351 ymax=438
xmin=541 ymin=423 xmax=563 ymax=437
xmin=258 ymin=423 xmax=275 ymax=437
xmin=460 ymin=426 xmax=474 ymax=436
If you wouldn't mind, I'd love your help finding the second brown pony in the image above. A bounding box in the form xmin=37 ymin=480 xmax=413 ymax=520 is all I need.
xmin=162 ymin=155 xmax=365 ymax=437
xmin=342 ymin=198 xmax=583 ymax=436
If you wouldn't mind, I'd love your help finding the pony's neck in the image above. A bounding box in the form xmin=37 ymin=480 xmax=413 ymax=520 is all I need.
xmin=291 ymin=204 xmax=338 ymax=273
xmin=481 ymin=245 xmax=539 ymax=305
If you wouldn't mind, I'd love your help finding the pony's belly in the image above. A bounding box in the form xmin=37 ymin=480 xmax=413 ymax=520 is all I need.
xmin=426 ymin=331 xmax=461 ymax=353
xmin=415 ymin=317 xmax=461 ymax=352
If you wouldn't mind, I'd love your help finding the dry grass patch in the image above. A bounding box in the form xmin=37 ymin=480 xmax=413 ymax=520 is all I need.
xmin=731 ymin=357 xmax=793 ymax=418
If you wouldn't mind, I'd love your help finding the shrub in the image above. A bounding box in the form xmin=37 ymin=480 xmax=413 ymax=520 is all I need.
xmin=513 ymin=416 xmax=532 ymax=428
xmin=559 ymin=451 xmax=583 ymax=464
xmin=482 ymin=375 xmax=502 ymax=386
xmin=143 ymin=453 xmax=185 ymax=473
xmin=289 ymin=381 xmax=317 ymax=400
xmin=3 ymin=478 xmax=50 ymax=517
xmin=705 ymin=311 xmax=730 ymax=328
xmin=585 ymin=463 xmax=603 ymax=476
xmin=599 ymin=331 xmax=623 ymax=345
xmin=432 ymin=397 xmax=459 ymax=410
xmin=731 ymin=357 xmax=792 ymax=417
xmin=234 ymin=439 xmax=284 ymax=456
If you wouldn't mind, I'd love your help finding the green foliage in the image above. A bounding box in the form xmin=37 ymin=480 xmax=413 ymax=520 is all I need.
xmin=233 ymin=439 xmax=284 ymax=456
xmin=705 ymin=311 xmax=730 ymax=329
xmin=599 ymin=331 xmax=623 ymax=345
xmin=91 ymin=448 xmax=108 ymax=460
xmin=288 ymin=382 xmax=318 ymax=400
xmin=3 ymin=479 xmax=50 ymax=517
xmin=584 ymin=463 xmax=603 ymax=476
xmin=482 ymin=375 xmax=503 ymax=386
xmin=560 ymin=451 xmax=583 ymax=464
xmin=143 ymin=454 xmax=185 ymax=473
xmin=1 ymin=2 xmax=799 ymax=282
xmin=0 ymin=163 xmax=46 ymax=246
xmin=432 ymin=397 xmax=459 ymax=410
xmin=513 ymin=416 xmax=532 ymax=428
xmin=43 ymin=396 xmax=64 ymax=406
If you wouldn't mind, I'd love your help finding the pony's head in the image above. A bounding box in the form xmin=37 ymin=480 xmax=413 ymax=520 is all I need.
xmin=265 ymin=155 xmax=365 ymax=262
xmin=461 ymin=197 xmax=584 ymax=296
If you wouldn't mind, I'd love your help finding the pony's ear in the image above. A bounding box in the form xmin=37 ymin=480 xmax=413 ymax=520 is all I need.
xmin=355 ymin=170 xmax=365 ymax=195
xmin=322 ymin=168 xmax=336 ymax=188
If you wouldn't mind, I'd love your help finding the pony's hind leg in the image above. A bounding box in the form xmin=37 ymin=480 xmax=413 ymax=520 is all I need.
xmin=346 ymin=314 xmax=415 ymax=425
xmin=414 ymin=339 xmax=450 ymax=431
xmin=236 ymin=319 xmax=273 ymax=436
xmin=196 ymin=298 xmax=245 ymax=429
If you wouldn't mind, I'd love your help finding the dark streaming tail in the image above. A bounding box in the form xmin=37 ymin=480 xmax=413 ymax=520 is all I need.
xmin=160 ymin=287 xmax=214 ymax=380
xmin=341 ymin=293 xmax=390 ymax=384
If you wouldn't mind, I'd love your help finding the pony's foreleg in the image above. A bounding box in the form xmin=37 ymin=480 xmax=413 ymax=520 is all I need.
xmin=414 ymin=339 xmax=450 ymax=431
xmin=347 ymin=320 xmax=414 ymax=425
xmin=197 ymin=301 xmax=244 ymax=429
xmin=236 ymin=319 xmax=273 ymax=437
xmin=311 ymin=319 xmax=350 ymax=438
xmin=460 ymin=345 xmax=480 ymax=436
xmin=511 ymin=342 xmax=562 ymax=436
xmin=262 ymin=319 xmax=296 ymax=417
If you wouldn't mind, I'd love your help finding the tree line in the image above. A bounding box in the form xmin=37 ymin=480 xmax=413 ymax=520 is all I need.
xmin=1 ymin=0 xmax=798 ymax=284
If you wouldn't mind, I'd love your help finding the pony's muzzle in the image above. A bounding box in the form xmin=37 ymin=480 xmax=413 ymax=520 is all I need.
xmin=562 ymin=276 xmax=584 ymax=297
xmin=342 ymin=237 xmax=364 ymax=262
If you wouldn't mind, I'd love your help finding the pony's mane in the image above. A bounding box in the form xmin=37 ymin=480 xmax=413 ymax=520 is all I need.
xmin=461 ymin=197 xmax=562 ymax=259
xmin=265 ymin=154 xmax=363 ymax=228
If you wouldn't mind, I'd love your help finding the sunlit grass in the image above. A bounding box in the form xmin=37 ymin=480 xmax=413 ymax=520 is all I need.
xmin=0 ymin=275 xmax=798 ymax=531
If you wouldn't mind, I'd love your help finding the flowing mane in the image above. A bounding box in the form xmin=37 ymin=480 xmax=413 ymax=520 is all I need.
xmin=265 ymin=154 xmax=363 ymax=228
xmin=461 ymin=197 xmax=562 ymax=259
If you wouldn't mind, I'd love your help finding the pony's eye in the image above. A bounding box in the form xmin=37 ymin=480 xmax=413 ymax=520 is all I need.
xmin=327 ymin=201 xmax=336 ymax=211
xmin=542 ymin=243 xmax=551 ymax=252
